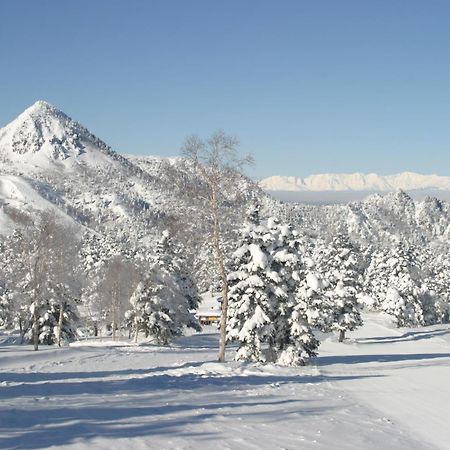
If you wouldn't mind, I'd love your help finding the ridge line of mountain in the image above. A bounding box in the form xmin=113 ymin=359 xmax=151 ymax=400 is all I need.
xmin=259 ymin=172 xmax=450 ymax=192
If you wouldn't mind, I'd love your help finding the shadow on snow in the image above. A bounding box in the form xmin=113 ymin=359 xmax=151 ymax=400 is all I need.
xmin=317 ymin=352 xmax=450 ymax=366
xmin=355 ymin=328 xmax=450 ymax=345
xmin=0 ymin=361 xmax=380 ymax=449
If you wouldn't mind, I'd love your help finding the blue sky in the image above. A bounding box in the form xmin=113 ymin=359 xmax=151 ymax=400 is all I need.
xmin=1 ymin=0 xmax=450 ymax=178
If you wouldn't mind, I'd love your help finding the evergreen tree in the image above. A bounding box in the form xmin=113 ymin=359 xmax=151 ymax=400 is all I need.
xmin=365 ymin=243 xmax=424 ymax=327
xmin=0 ymin=286 xmax=14 ymax=329
xmin=153 ymin=230 xmax=200 ymax=309
xmin=125 ymin=231 xmax=200 ymax=344
xmin=227 ymin=210 xmax=318 ymax=365
xmin=316 ymin=233 xmax=363 ymax=341
xmin=226 ymin=218 xmax=277 ymax=362
xmin=126 ymin=273 xmax=175 ymax=345
xmin=419 ymin=251 xmax=449 ymax=324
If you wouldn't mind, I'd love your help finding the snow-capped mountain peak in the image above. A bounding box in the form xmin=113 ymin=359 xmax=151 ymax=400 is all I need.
xmin=259 ymin=172 xmax=450 ymax=192
xmin=22 ymin=99 xmax=59 ymax=116
xmin=0 ymin=100 xmax=116 ymax=172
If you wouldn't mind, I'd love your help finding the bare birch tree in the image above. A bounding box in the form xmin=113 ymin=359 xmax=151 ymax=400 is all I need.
xmin=97 ymin=256 xmax=136 ymax=341
xmin=14 ymin=210 xmax=81 ymax=350
xmin=181 ymin=131 xmax=253 ymax=361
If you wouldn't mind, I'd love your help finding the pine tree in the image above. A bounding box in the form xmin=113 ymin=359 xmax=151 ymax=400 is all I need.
xmin=419 ymin=251 xmax=449 ymax=324
xmin=126 ymin=265 xmax=200 ymax=345
xmin=153 ymin=230 xmax=200 ymax=309
xmin=125 ymin=230 xmax=200 ymax=344
xmin=126 ymin=273 xmax=175 ymax=344
xmin=277 ymin=282 xmax=321 ymax=365
xmin=24 ymin=296 xmax=79 ymax=345
xmin=0 ymin=287 xmax=14 ymax=329
xmin=365 ymin=243 xmax=424 ymax=327
xmin=226 ymin=218 xmax=276 ymax=361
xmin=227 ymin=210 xmax=318 ymax=365
xmin=316 ymin=233 xmax=363 ymax=341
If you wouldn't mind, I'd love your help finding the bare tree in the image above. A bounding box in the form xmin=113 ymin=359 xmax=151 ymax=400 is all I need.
xmin=181 ymin=131 xmax=253 ymax=361
xmin=97 ymin=256 xmax=137 ymax=341
xmin=48 ymin=222 xmax=82 ymax=347
xmin=13 ymin=210 xmax=81 ymax=350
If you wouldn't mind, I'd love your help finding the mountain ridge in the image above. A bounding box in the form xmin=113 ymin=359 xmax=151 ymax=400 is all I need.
xmin=260 ymin=172 xmax=450 ymax=192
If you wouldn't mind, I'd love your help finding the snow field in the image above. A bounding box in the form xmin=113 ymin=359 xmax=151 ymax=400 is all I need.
xmin=1 ymin=315 xmax=447 ymax=449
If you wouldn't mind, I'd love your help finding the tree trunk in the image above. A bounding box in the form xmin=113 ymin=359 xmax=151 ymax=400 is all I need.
xmin=134 ymin=309 xmax=139 ymax=344
xmin=57 ymin=302 xmax=64 ymax=347
xmin=112 ymin=305 xmax=116 ymax=342
xmin=33 ymin=307 xmax=39 ymax=351
xmin=212 ymin=187 xmax=229 ymax=362
xmin=19 ymin=319 xmax=25 ymax=344
xmin=339 ymin=329 xmax=346 ymax=342
xmin=218 ymin=268 xmax=229 ymax=362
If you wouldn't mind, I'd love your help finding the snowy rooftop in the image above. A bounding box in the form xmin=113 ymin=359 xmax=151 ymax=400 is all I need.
xmin=196 ymin=292 xmax=221 ymax=316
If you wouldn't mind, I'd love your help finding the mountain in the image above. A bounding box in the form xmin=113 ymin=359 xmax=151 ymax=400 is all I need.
xmin=0 ymin=100 xmax=130 ymax=174
xmin=0 ymin=102 xmax=152 ymax=232
xmin=259 ymin=172 xmax=450 ymax=192
xmin=0 ymin=101 xmax=258 ymax=290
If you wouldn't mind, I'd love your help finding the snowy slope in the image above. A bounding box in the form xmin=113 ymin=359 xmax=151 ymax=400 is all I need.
xmin=260 ymin=172 xmax=450 ymax=192
xmin=319 ymin=313 xmax=450 ymax=450
xmin=0 ymin=101 xmax=123 ymax=173
xmin=1 ymin=315 xmax=445 ymax=449
xmin=0 ymin=174 xmax=81 ymax=234
xmin=0 ymin=101 xmax=203 ymax=240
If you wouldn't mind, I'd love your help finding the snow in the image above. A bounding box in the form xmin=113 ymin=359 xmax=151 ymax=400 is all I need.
xmin=319 ymin=312 xmax=450 ymax=450
xmin=1 ymin=314 xmax=449 ymax=448
xmin=306 ymin=273 xmax=321 ymax=291
xmin=0 ymin=100 xmax=121 ymax=173
xmin=260 ymin=172 xmax=450 ymax=192
xmin=195 ymin=292 xmax=221 ymax=318
xmin=248 ymin=243 xmax=268 ymax=269
xmin=0 ymin=175 xmax=77 ymax=233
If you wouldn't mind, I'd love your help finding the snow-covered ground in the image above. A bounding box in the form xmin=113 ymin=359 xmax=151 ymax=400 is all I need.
xmin=1 ymin=314 xmax=449 ymax=449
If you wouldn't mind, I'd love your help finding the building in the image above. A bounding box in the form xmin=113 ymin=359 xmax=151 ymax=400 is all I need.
xmin=195 ymin=292 xmax=222 ymax=325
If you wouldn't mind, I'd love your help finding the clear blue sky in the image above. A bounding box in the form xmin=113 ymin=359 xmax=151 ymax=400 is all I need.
xmin=1 ymin=0 xmax=450 ymax=178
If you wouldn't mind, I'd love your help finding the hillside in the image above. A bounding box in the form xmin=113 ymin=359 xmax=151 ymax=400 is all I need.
xmin=0 ymin=101 xmax=259 ymax=292
xmin=0 ymin=102 xmax=206 ymax=240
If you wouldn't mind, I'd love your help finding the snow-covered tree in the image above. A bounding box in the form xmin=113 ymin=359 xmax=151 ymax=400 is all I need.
xmin=365 ymin=244 xmax=424 ymax=327
xmin=419 ymin=251 xmax=449 ymax=324
xmin=226 ymin=221 xmax=277 ymax=362
xmin=0 ymin=286 xmax=14 ymax=329
xmin=25 ymin=296 xmax=79 ymax=345
xmin=315 ymin=233 xmax=363 ymax=341
xmin=96 ymin=256 xmax=138 ymax=340
xmin=153 ymin=230 xmax=200 ymax=309
xmin=227 ymin=211 xmax=318 ymax=365
xmin=10 ymin=211 xmax=82 ymax=349
xmin=126 ymin=264 xmax=200 ymax=345
xmin=80 ymin=231 xmax=141 ymax=336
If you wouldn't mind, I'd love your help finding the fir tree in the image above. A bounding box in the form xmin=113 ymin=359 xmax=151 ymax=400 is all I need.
xmin=316 ymin=233 xmax=363 ymax=341
xmin=365 ymin=243 xmax=425 ymax=327
xmin=227 ymin=210 xmax=318 ymax=365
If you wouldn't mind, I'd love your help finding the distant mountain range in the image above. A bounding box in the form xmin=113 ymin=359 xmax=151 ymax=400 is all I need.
xmin=259 ymin=172 xmax=450 ymax=192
